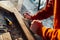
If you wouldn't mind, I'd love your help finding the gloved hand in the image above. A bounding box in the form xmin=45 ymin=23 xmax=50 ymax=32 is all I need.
xmin=30 ymin=20 xmax=43 ymax=34
xmin=23 ymin=12 xmax=32 ymax=20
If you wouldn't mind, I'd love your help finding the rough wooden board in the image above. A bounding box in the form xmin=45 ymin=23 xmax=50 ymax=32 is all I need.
xmin=0 ymin=32 xmax=12 ymax=40
xmin=11 ymin=4 xmax=35 ymax=40
xmin=2 ymin=32 xmax=12 ymax=40
xmin=0 ymin=1 xmax=14 ymax=13
xmin=0 ymin=1 xmax=35 ymax=40
xmin=13 ymin=9 xmax=35 ymax=40
xmin=0 ymin=35 xmax=3 ymax=40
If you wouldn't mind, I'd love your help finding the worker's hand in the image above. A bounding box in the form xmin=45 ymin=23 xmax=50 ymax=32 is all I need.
xmin=23 ymin=12 xmax=32 ymax=20
xmin=30 ymin=20 xmax=43 ymax=34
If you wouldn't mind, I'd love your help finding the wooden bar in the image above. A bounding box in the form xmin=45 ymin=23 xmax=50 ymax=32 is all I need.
xmin=0 ymin=1 xmax=35 ymax=40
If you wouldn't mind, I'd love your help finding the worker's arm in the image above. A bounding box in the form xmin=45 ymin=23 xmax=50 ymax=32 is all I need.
xmin=41 ymin=27 xmax=60 ymax=40
xmin=24 ymin=0 xmax=53 ymax=20
xmin=30 ymin=20 xmax=60 ymax=40
xmin=31 ymin=0 xmax=53 ymax=20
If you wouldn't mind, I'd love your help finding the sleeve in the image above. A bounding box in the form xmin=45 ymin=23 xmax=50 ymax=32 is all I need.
xmin=38 ymin=27 xmax=60 ymax=40
xmin=31 ymin=0 xmax=53 ymax=20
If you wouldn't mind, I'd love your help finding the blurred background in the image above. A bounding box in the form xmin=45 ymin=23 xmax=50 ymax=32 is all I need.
xmin=0 ymin=0 xmax=53 ymax=28
xmin=21 ymin=0 xmax=53 ymax=28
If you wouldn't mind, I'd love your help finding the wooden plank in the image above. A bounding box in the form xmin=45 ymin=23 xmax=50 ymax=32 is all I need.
xmin=13 ymin=9 xmax=35 ymax=40
xmin=0 ymin=32 xmax=12 ymax=40
xmin=0 ymin=35 xmax=3 ymax=40
xmin=0 ymin=1 xmax=35 ymax=40
xmin=2 ymin=32 xmax=12 ymax=40
xmin=0 ymin=1 xmax=15 ymax=13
